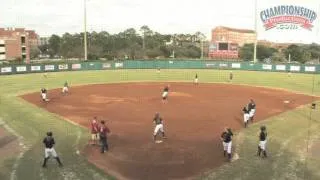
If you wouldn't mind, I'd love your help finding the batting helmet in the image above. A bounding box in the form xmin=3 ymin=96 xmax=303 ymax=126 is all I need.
xmin=260 ymin=125 xmax=266 ymax=131
xmin=47 ymin=131 xmax=53 ymax=136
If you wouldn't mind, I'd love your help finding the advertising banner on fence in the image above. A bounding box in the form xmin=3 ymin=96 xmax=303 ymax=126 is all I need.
xmin=102 ymin=63 xmax=111 ymax=69
xmin=231 ymin=63 xmax=241 ymax=68
xmin=115 ymin=62 xmax=123 ymax=68
xmin=72 ymin=64 xmax=81 ymax=70
xmin=16 ymin=66 xmax=27 ymax=72
xmin=205 ymin=63 xmax=216 ymax=68
xmin=1 ymin=67 xmax=12 ymax=73
xmin=262 ymin=64 xmax=272 ymax=70
xmin=44 ymin=65 xmax=55 ymax=71
xmin=276 ymin=65 xmax=286 ymax=71
xmin=290 ymin=65 xmax=301 ymax=71
xmin=257 ymin=0 xmax=320 ymax=44
xmin=305 ymin=66 xmax=316 ymax=72
xmin=31 ymin=66 xmax=41 ymax=71
xmin=219 ymin=63 xmax=228 ymax=68
xmin=58 ymin=64 xmax=68 ymax=70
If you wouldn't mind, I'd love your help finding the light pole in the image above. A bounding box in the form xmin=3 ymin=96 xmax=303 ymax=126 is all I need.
xmin=83 ymin=0 xmax=88 ymax=61
xmin=253 ymin=0 xmax=258 ymax=63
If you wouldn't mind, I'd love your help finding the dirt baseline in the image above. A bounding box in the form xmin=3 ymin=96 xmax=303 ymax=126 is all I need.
xmin=21 ymin=82 xmax=315 ymax=180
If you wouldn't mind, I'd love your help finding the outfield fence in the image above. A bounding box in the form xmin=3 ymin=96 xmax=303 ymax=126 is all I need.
xmin=0 ymin=60 xmax=319 ymax=75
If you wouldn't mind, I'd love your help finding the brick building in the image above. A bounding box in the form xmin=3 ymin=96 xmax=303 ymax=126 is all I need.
xmin=209 ymin=26 xmax=256 ymax=59
xmin=0 ymin=28 xmax=39 ymax=63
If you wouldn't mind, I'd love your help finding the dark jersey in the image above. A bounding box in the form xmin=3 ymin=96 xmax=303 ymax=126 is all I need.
xmin=64 ymin=82 xmax=68 ymax=87
xmin=248 ymin=102 xmax=256 ymax=111
xmin=99 ymin=125 xmax=110 ymax=138
xmin=221 ymin=131 xmax=233 ymax=143
xmin=43 ymin=136 xmax=55 ymax=148
xmin=153 ymin=117 xmax=163 ymax=125
xmin=41 ymin=88 xmax=47 ymax=94
xmin=164 ymin=87 xmax=169 ymax=92
xmin=259 ymin=131 xmax=267 ymax=141
xmin=195 ymin=74 xmax=198 ymax=78
xmin=243 ymin=107 xmax=249 ymax=114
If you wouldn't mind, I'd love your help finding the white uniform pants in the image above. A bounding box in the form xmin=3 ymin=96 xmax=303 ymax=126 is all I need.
xmin=154 ymin=124 xmax=164 ymax=135
xmin=259 ymin=140 xmax=267 ymax=150
xmin=223 ymin=141 xmax=232 ymax=154
xmin=244 ymin=113 xmax=250 ymax=123
xmin=45 ymin=148 xmax=58 ymax=158
xmin=249 ymin=109 xmax=256 ymax=118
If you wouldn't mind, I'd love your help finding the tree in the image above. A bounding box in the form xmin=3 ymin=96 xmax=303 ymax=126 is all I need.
xmin=30 ymin=46 xmax=40 ymax=59
xmin=239 ymin=44 xmax=254 ymax=61
xmin=48 ymin=34 xmax=61 ymax=57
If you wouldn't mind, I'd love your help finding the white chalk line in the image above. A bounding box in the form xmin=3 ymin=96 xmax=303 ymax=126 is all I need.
xmin=0 ymin=118 xmax=30 ymax=180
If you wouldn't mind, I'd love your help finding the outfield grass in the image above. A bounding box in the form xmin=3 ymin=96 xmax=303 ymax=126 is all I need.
xmin=0 ymin=69 xmax=319 ymax=180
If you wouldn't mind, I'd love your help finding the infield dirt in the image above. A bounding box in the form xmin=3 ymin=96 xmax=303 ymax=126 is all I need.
xmin=21 ymin=82 xmax=316 ymax=180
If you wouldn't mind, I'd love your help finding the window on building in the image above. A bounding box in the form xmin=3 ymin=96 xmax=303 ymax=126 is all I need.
xmin=0 ymin=52 xmax=5 ymax=55
xmin=22 ymin=54 xmax=26 ymax=60
xmin=0 ymin=44 xmax=4 ymax=47
xmin=21 ymin=36 xmax=26 ymax=44
xmin=22 ymin=47 xmax=26 ymax=52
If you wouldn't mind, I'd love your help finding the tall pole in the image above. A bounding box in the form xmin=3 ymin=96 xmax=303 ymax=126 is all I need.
xmin=201 ymin=40 xmax=204 ymax=59
xmin=253 ymin=0 xmax=258 ymax=63
xmin=84 ymin=0 xmax=88 ymax=61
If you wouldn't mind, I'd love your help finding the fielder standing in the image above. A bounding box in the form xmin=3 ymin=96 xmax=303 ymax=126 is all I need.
xmin=242 ymin=106 xmax=250 ymax=128
xmin=229 ymin=71 xmax=233 ymax=82
xmin=248 ymin=99 xmax=256 ymax=123
xmin=220 ymin=128 xmax=233 ymax=161
xmin=42 ymin=132 xmax=63 ymax=167
xmin=257 ymin=125 xmax=268 ymax=158
xmin=162 ymin=85 xmax=170 ymax=103
xmin=62 ymin=81 xmax=69 ymax=95
xmin=153 ymin=112 xmax=166 ymax=142
xmin=194 ymin=73 xmax=199 ymax=85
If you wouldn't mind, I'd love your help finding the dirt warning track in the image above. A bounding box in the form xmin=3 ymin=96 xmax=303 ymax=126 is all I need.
xmin=21 ymin=82 xmax=316 ymax=180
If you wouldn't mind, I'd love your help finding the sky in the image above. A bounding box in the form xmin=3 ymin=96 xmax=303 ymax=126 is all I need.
xmin=1 ymin=0 xmax=320 ymax=43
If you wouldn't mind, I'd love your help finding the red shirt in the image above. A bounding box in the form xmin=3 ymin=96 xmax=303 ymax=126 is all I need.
xmin=91 ymin=120 xmax=99 ymax=134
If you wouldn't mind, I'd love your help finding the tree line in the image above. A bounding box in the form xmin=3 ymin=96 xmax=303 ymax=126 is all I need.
xmin=37 ymin=26 xmax=206 ymax=60
xmin=239 ymin=43 xmax=320 ymax=64
xmin=35 ymin=25 xmax=320 ymax=64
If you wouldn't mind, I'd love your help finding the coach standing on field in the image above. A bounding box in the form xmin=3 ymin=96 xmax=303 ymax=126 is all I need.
xmin=99 ymin=120 xmax=110 ymax=153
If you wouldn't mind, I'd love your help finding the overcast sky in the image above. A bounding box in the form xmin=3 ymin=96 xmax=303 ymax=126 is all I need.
xmin=1 ymin=0 xmax=320 ymax=43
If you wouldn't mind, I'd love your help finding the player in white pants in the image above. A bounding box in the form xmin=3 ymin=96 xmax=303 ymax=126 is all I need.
xmin=243 ymin=106 xmax=250 ymax=128
xmin=194 ymin=73 xmax=199 ymax=85
xmin=162 ymin=85 xmax=169 ymax=103
xmin=62 ymin=81 xmax=69 ymax=95
xmin=153 ymin=112 xmax=166 ymax=141
xmin=221 ymin=128 xmax=233 ymax=161
xmin=41 ymin=88 xmax=49 ymax=102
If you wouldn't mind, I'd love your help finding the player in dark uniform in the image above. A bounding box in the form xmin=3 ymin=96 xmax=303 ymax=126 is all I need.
xmin=257 ymin=125 xmax=267 ymax=158
xmin=41 ymin=88 xmax=49 ymax=102
xmin=229 ymin=71 xmax=233 ymax=82
xmin=162 ymin=85 xmax=169 ymax=102
xmin=153 ymin=112 xmax=166 ymax=141
xmin=99 ymin=120 xmax=110 ymax=153
xmin=248 ymin=99 xmax=256 ymax=122
xmin=194 ymin=73 xmax=199 ymax=85
xmin=242 ymin=106 xmax=250 ymax=128
xmin=42 ymin=132 xmax=63 ymax=167
xmin=220 ymin=128 xmax=233 ymax=161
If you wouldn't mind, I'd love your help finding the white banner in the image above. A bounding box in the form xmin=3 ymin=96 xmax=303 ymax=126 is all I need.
xmin=58 ymin=64 xmax=68 ymax=70
xmin=305 ymin=66 xmax=316 ymax=72
xmin=262 ymin=64 xmax=272 ymax=70
xmin=72 ymin=64 xmax=81 ymax=69
xmin=257 ymin=0 xmax=320 ymax=43
xmin=231 ymin=63 xmax=241 ymax=68
xmin=45 ymin=65 xmax=55 ymax=71
xmin=276 ymin=65 xmax=286 ymax=71
xmin=115 ymin=62 xmax=123 ymax=68
xmin=1 ymin=67 xmax=12 ymax=73
xmin=219 ymin=63 xmax=228 ymax=68
xmin=31 ymin=66 xmax=41 ymax=71
xmin=102 ymin=63 xmax=111 ymax=69
xmin=16 ymin=66 xmax=27 ymax=72
xmin=290 ymin=65 xmax=301 ymax=71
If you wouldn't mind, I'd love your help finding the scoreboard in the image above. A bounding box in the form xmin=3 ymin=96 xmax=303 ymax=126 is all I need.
xmin=208 ymin=42 xmax=239 ymax=59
